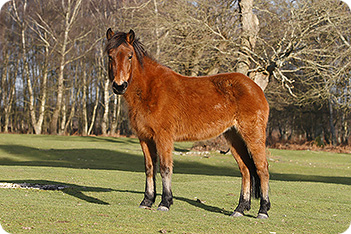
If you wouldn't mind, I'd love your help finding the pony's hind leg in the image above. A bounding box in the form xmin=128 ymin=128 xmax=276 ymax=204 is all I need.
xmin=247 ymin=141 xmax=271 ymax=219
xmin=139 ymin=139 xmax=158 ymax=209
xmin=224 ymin=128 xmax=255 ymax=217
xmin=239 ymin=123 xmax=271 ymax=219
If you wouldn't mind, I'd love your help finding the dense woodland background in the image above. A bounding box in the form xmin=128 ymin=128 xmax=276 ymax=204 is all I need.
xmin=0 ymin=0 xmax=350 ymax=147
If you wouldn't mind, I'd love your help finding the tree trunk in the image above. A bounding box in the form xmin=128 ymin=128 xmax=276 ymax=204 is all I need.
xmin=82 ymin=62 xmax=88 ymax=136
xmin=36 ymin=43 xmax=49 ymax=134
xmin=50 ymin=34 xmax=68 ymax=133
xmin=2 ymin=52 xmax=16 ymax=133
xmin=25 ymin=33 xmax=49 ymax=135
xmin=101 ymin=78 xmax=110 ymax=136
xmin=60 ymin=95 xmax=67 ymax=135
xmin=50 ymin=0 xmax=82 ymax=134
xmin=328 ymin=99 xmax=337 ymax=145
xmin=110 ymin=95 xmax=121 ymax=136
xmin=18 ymin=0 xmax=42 ymax=134
xmin=101 ymin=42 xmax=109 ymax=136
xmin=88 ymin=83 xmax=100 ymax=135
xmin=22 ymin=21 xmax=39 ymax=134
xmin=4 ymin=75 xmax=17 ymax=133
xmin=249 ymin=71 xmax=269 ymax=91
xmin=153 ymin=0 xmax=160 ymax=60
xmin=237 ymin=0 xmax=268 ymax=91
xmin=236 ymin=0 xmax=258 ymax=74
xmin=64 ymin=87 xmax=77 ymax=134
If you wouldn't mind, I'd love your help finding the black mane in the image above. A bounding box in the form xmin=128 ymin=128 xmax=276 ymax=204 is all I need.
xmin=105 ymin=31 xmax=150 ymax=67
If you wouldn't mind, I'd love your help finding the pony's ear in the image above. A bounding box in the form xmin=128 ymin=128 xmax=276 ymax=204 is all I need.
xmin=106 ymin=28 xmax=114 ymax=40
xmin=126 ymin=29 xmax=135 ymax=44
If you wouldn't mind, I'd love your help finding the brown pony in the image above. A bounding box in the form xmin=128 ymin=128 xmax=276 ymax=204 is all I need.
xmin=105 ymin=29 xmax=270 ymax=219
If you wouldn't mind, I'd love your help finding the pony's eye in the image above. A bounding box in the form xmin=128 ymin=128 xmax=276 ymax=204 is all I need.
xmin=128 ymin=54 xmax=133 ymax=60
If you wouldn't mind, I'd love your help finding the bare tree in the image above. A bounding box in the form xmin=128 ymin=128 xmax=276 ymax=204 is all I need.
xmin=33 ymin=0 xmax=98 ymax=134
xmin=1 ymin=0 xmax=350 ymax=145
xmin=0 ymin=44 xmax=18 ymax=133
xmin=257 ymin=0 xmax=351 ymax=144
xmin=49 ymin=0 xmax=82 ymax=134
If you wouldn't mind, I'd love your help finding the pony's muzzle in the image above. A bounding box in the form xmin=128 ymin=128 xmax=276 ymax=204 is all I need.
xmin=112 ymin=81 xmax=128 ymax=95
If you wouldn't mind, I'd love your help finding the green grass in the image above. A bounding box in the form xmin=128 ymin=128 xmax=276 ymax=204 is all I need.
xmin=0 ymin=134 xmax=350 ymax=233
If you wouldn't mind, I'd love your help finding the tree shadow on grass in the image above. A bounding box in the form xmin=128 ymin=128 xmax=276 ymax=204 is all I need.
xmin=0 ymin=144 xmax=350 ymax=186
xmin=271 ymin=173 xmax=351 ymax=186
xmin=35 ymin=135 xmax=140 ymax=145
xmin=0 ymin=144 xmax=238 ymax=177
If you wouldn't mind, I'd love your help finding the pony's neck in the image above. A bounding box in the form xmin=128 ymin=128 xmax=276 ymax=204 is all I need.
xmin=124 ymin=55 xmax=159 ymax=104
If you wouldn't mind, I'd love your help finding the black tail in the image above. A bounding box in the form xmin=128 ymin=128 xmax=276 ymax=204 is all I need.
xmin=249 ymin=159 xmax=261 ymax=199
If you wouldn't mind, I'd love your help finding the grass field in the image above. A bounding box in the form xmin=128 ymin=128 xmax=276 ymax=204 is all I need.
xmin=0 ymin=134 xmax=350 ymax=233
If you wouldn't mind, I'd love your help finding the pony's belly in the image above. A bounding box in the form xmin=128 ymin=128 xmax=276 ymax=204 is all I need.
xmin=174 ymin=122 xmax=233 ymax=142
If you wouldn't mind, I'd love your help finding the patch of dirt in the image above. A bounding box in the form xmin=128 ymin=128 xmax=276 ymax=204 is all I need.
xmin=0 ymin=182 xmax=69 ymax=190
xmin=191 ymin=135 xmax=229 ymax=153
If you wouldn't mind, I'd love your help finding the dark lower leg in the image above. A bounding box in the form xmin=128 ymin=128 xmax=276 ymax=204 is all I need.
xmin=232 ymin=166 xmax=252 ymax=217
xmin=139 ymin=139 xmax=157 ymax=208
xmin=224 ymin=129 xmax=252 ymax=216
xmin=154 ymin=136 xmax=174 ymax=211
xmin=231 ymin=153 xmax=252 ymax=216
xmin=158 ymin=166 xmax=173 ymax=210
xmin=255 ymin=158 xmax=270 ymax=217
xmin=235 ymin=192 xmax=251 ymax=213
xmin=231 ymin=183 xmax=251 ymax=216
xmin=258 ymin=196 xmax=271 ymax=215
xmin=257 ymin=169 xmax=270 ymax=215
xmin=139 ymin=175 xmax=156 ymax=208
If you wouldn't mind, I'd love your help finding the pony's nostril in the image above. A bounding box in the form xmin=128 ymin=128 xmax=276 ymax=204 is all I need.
xmin=112 ymin=81 xmax=118 ymax=89
xmin=112 ymin=81 xmax=128 ymax=94
xmin=122 ymin=81 xmax=128 ymax=89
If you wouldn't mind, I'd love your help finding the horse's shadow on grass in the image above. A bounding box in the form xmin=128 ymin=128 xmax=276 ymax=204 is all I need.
xmin=114 ymin=189 xmax=233 ymax=216
xmin=174 ymin=196 xmax=233 ymax=216
xmin=0 ymin=179 xmax=111 ymax=205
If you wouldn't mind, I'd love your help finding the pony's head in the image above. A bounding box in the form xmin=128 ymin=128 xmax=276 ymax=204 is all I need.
xmin=105 ymin=29 xmax=134 ymax=94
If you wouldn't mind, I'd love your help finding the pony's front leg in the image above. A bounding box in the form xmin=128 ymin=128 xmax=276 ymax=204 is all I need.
xmin=155 ymin=137 xmax=174 ymax=211
xmin=139 ymin=139 xmax=157 ymax=209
